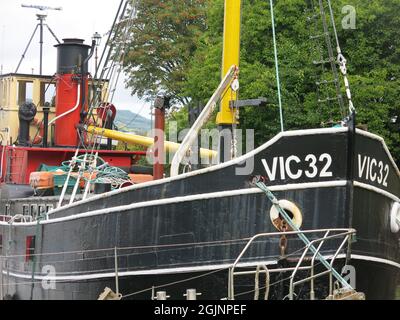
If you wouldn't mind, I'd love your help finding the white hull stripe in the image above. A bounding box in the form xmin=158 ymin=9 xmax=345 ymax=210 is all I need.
xmin=3 ymin=254 xmax=399 ymax=282
xmin=354 ymin=181 xmax=400 ymax=203
xmin=0 ymin=181 xmax=348 ymax=226
xmin=2 ymin=179 xmax=399 ymax=227
xmin=356 ymin=129 xmax=400 ymax=178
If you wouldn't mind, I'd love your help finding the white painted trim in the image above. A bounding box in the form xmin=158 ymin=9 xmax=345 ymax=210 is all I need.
xmin=4 ymin=253 xmax=399 ymax=282
xmin=354 ymin=181 xmax=400 ymax=203
xmin=3 ymin=261 xmax=268 ymax=281
xmin=0 ymin=180 xmax=348 ymax=226
xmin=356 ymin=129 xmax=400 ymax=178
xmin=2 ymin=179 xmax=398 ymax=228
xmin=171 ymin=65 xmax=237 ymax=177
xmin=47 ymin=127 xmax=348 ymax=216
xmin=346 ymin=254 xmax=400 ymax=269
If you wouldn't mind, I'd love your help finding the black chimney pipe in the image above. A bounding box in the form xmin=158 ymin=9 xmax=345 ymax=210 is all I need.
xmin=42 ymin=103 xmax=50 ymax=148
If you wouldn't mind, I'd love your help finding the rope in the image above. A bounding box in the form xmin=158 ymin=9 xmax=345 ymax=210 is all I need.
xmin=72 ymin=0 xmax=134 ymax=175
xmin=60 ymin=154 xmax=131 ymax=190
xmin=326 ymin=0 xmax=355 ymax=115
xmin=269 ymin=0 xmax=284 ymax=132
xmin=107 ymin=4 xmax=137 ymax=104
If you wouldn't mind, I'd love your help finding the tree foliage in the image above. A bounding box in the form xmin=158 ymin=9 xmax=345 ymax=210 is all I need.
xmin=122 ymin=0 xmax=400 ymax=163
xmin=123 ymin=0 xmax=208 ymax=105
xmin=183 ymin=0 xmax=400 ymax=163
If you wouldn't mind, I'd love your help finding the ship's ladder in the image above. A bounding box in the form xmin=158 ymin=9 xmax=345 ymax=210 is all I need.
xmin=306 ymin=0 xmax=355 ymax=122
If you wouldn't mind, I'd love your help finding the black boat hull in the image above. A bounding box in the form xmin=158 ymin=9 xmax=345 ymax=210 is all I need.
xmin=0 ymin=128 xmax=399 ymax=300
xmin=3 ymin=257 xmax=398 ymax=300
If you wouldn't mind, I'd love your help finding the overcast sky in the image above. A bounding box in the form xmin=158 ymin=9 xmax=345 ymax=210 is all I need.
xmin=0 ymin=0 xmax=151 ymax=119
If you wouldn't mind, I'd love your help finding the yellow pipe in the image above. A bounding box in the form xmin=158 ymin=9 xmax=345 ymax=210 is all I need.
xmin=87 ymin=125 xmax=218 ymax=159
xmin=216 ymin=0 xmax=241 ymax=125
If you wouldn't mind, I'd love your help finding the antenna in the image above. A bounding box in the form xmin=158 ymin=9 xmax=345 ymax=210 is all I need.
xmin=21 ymin=4 xmax=62 ymax=11
xmin=16 ymin=4 xmax=62 ymax=75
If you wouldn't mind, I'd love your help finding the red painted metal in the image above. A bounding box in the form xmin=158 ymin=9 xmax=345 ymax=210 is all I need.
xmin=153 ymin=107 xmax=165 ymax=180
xmin=0 ymin=145 xmax=146 ymax=184
xmin=54 ymin=74 xmax=88 ymax=147
xmin=97 ymin=103 xmax=117 ymax=122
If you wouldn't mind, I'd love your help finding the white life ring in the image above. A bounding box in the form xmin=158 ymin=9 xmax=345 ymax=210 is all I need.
xmin=390 ymin=202 xmax=400 ymax=233
xmin=270 ymin=200 xmax=303 ymax=231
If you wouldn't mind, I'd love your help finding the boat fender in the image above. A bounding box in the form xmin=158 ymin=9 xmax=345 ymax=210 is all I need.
xmin=390 ymin=202 xmax=400 ymax=233
xmin=270 ymin=200 xmax=303 ymax=231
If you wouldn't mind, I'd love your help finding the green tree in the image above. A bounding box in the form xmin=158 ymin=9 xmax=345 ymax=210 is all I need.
xmin=183 ymin=0 xmax=400 ymax=163
xmin=122 ymin=0 xmax=399 ymax=163
xmin=122 ymin=0 xmax=208 ymax=105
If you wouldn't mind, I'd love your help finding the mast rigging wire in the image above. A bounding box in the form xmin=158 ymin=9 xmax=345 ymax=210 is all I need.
xmin=269 ymin=0 xmax=284 ymax=132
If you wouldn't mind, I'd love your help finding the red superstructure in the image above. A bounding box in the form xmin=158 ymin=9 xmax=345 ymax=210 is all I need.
xmin=0 ymin=38 xmax=150 ymax=187
xmin=54 ymin=38 xmax=90 ymax=147
xmin=54 ymin=73 xmax=88 ymax=146
xmin=0 ymin=146 xmax=146 ymax=185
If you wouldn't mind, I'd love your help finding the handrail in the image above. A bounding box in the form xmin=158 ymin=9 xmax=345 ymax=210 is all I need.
xmin=310 ymin=230 xmax=330 ymax=300
xmin=231 ymin=228 xmax=354 ymax=269
xmin=170 ymin=65 xmax=238 ymax=177
xmin=7 ymin=214 xmax=33 ymax=224
xmin=288 ymin=233 xmax=352 ymax=300
xmin=228 ymin=228 xmax=356 ymax=300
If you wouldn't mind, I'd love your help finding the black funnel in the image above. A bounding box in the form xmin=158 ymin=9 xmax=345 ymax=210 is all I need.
xmin=55 ymin=38 xmax=91 ymax=74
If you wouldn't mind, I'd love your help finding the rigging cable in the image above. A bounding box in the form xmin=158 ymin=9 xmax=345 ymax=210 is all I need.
xmin=81 ymin=0 xmax=137 ymax=165
xmin=116 ymin=102 xmax=148 ymax=130
xmin=269 ymin=0 xmax=284 ymax=132
xmin=317 ymin=0 xmax=346 ymax=118
xmin=326 ymin=0 xmax=355 ymax=115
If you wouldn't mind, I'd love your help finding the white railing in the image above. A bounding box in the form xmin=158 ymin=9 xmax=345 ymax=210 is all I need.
xmin=228 ymin=228 xmax=356 ymax=300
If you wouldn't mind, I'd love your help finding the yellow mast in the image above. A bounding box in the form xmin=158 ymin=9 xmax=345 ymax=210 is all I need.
xmin=88 ymin=1 xmax=241 ymax=166
xmin=216 ymin=0 xmax=241 ymax=126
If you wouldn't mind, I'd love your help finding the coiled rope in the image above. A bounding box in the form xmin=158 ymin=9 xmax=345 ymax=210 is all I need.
xmin=61 ymin=155 xmax=131 ymax=190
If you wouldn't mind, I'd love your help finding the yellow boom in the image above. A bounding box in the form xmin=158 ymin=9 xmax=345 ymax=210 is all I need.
xmin=216 ymin=0 xmax=242 ymax=125
xmin=86 ymin=125 xmax=217 ymax=159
